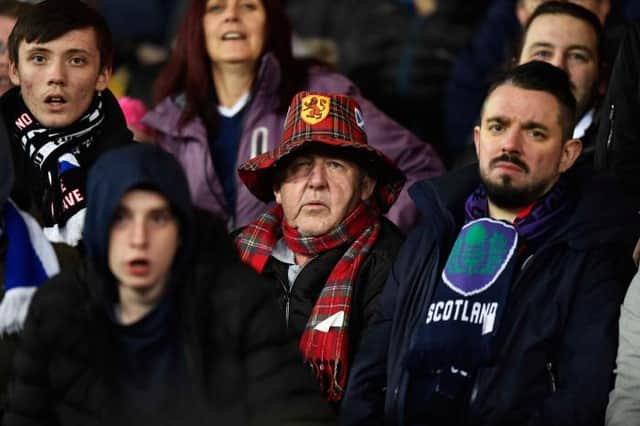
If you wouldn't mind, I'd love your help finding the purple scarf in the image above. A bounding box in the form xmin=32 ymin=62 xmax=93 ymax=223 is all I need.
xmin=464 ymin=177 xmax=575 ymax=253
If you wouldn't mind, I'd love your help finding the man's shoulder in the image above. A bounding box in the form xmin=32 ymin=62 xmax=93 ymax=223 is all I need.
xmin=371 ymin=217 xmax=405 ymax=258
xmin=96 ymin=89 xmax=132 ymax=147
xmin=561 ymin=171 xmax=639 ymax=249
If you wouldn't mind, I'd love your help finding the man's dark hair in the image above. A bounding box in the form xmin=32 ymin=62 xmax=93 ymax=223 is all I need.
xmin=485 ymin=60 xmax=577 ymax=140
xmin=8 ymin=0 xmax=113 ymax=71
xmin=520 ymin=1 xmax=603 ymax=63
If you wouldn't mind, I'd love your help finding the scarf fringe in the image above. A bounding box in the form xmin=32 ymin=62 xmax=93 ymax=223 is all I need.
xmin=306 ymin=359 xmax=347 ymax=402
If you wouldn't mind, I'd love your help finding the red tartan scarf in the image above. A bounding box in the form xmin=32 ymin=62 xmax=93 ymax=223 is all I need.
xmin=235 ymin=202 xmax=380 ymax=401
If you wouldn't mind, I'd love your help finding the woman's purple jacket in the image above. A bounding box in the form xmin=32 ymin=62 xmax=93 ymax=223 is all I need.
xmin=142 ymin=53 xmax=445 ymax=232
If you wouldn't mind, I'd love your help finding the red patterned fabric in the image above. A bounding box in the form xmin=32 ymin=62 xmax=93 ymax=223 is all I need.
xmin=237 ymin=91 xmax=405 ymax=213
xmin=234 ymin=202 xmax=380 ymax=401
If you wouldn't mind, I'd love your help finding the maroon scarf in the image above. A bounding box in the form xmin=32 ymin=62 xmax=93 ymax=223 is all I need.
xmin=235 ymin=203 xmax=380 ymax=401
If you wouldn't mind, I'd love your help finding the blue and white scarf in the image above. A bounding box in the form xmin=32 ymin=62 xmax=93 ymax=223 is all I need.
xmin=0 ymin=200 xmax=59 ymax=334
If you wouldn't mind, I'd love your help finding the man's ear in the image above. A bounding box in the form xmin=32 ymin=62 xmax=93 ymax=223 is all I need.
xmin=9 ymin=61 xmax=19 ymax=86
xmin=359 ymin=175 xmax=377 ymax=201
xmin=473 ymin=125 xmax=481 ymax=158
xmin=559 ymin=138 xmax=582 ymax=173
xmin=273 ymin=184 xmax=282 ymax=204
xmin=95 ymin=65 xmax=112 ymax=92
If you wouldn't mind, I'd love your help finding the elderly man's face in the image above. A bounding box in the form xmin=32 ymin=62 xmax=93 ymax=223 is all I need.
xmin=273 ymin=152 xmax=375 ymax=236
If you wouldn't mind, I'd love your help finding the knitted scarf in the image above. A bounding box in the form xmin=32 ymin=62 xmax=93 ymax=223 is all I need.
xmin=235 ymin=203 xmax=380 ymax=401
xmin=9 ymin=92 xmax=104 ymax=246
xmin=404 ymin=178 xmax=574 ymax=411
xmin=465 ymin=176 xmax=574 ymax=253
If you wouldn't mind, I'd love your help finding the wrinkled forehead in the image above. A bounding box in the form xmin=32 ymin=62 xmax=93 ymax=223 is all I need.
xmin=481 ymin=84 xmax=562 ymax=127
xmin=281 ymin=144 xmax=362 ymax=168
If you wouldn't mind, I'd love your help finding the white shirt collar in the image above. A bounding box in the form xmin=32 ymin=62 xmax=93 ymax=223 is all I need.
xmin=217 ymin=92 xmax=250 ymax=117
xmin=573 ymin=108 xmax=594 ymax=139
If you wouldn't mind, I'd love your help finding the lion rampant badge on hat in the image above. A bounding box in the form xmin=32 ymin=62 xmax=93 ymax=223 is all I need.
xmin=301 ymin=94 xmax=331 ymax=125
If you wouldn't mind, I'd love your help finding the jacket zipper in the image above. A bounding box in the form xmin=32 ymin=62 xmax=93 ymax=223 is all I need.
xmin=606 ymin=104 xmax=615 ymax=149
xmin=279 ymin=278 xmax=292 ymax=327
xmin=469 ymin=247 xmax=550 ymax=409
xmin=546 ymin=362 xmax=557 ymax=393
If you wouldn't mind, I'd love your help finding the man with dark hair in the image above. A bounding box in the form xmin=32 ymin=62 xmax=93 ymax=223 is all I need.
xmin=518 ymin=1 xmax=604 ymax=159
xmin=341 ymin=61 xmax=638 ymax=425
xmin=445 ymin=0 xmax=610 ymax=161
xmin=2 ymin=0 xmax=130 ymax=250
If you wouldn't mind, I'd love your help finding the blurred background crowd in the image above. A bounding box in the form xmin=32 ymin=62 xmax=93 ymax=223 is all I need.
xmin=82 ymin=0 xmax=640 ymax=168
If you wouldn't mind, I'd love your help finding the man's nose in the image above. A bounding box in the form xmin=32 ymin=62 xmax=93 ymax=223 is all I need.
xmin=548 ymin=53 xmax=567 ymax=71
xmin=129 ymin=220 xmax=148 ymax=247
xmin=47 ymin=59 xmax=66 ymax=86
xmin=306 ymin=160 xmax=328 ymax=188
xmin=500 ymin=128 xmax=524 ymax=153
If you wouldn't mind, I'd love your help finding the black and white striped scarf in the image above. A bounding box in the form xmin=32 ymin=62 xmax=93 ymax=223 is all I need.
xmin=10 ymin=92 xmax=104 ymax=246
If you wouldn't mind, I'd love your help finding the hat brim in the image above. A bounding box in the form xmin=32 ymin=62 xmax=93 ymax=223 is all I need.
xmin=238 ymin=137 xmax=406 ymax=213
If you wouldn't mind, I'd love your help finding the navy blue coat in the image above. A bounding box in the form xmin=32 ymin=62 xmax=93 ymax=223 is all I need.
xmin=341 ymin=165 xmax=638 ymax=426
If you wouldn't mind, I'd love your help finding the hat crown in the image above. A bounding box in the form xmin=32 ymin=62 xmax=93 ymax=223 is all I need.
xmin=280 ymin=91 xmax=367 ymax=149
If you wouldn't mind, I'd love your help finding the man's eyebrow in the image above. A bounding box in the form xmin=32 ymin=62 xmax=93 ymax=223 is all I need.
xmin=527 ymin=41 xmax=554 ymax=51
xmin=64 ymin=48 xmax=91 ymax=56
xmin=24 ymin=46 xmax=51 ymax=54
xmin=521 ymin=121 xmax=549 ymax=131
xmin=566 ymin=44 xmax=595 ymax=55
xmin=484 ymin=116 xmax=509 ymax=124
xmin=149 ymin=206 xmax=173 ymax=214
xmin=24 ymin=47 xmax=91 ymax=56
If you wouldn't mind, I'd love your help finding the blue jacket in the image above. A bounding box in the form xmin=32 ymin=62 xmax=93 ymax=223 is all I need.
xmin=341 ymin=165 xmax=638 ymax=426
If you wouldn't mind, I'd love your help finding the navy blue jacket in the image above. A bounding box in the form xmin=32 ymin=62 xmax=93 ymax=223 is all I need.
xmin=341 ymin=165 xmax=638 ymax=426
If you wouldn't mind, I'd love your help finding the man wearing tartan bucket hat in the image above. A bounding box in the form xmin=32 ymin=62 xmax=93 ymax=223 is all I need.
xmin=235 ymin=91 xmax=405 ymax=405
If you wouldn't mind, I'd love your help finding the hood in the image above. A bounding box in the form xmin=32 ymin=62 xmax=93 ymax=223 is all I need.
xmin=0 ymin=114 xmax=13 ymax=206
xmin=83 ymin=143 xmax=194 ymax=301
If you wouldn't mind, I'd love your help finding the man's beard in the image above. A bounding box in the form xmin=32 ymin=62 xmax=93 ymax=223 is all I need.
xmin=480 ymin=154 xmax=552 ymax=210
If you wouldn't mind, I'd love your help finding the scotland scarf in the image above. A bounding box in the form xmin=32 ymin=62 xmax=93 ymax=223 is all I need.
xmin=235 ymin=203 xmax=380 ymax=401
xmin=10 ymin=92 xmax=104 ymax=246
xmin=1 ymin=200 xmax=59 ymax=334
xmin=406 ymin=178 xmax=573 ymax=407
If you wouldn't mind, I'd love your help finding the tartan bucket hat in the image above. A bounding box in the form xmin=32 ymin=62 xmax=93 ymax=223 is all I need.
xmin=238 ymin=91 xmax=406 ymax=212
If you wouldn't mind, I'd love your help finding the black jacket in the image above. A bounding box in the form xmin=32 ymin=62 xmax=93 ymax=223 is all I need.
xmin=341 ymin=165 xmax=638 ymax=426
xmin=595 ymin=22 xmax=640 ymax=210
xmin=5 ymin=259 xmax=334 ymax=426
xmin=261 ymin=218 xmax=404 ymax=369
